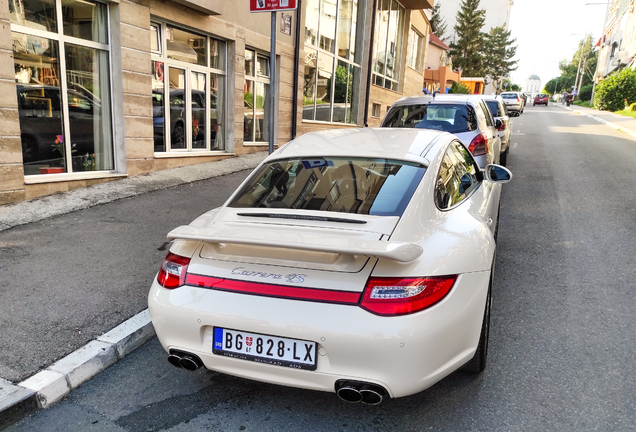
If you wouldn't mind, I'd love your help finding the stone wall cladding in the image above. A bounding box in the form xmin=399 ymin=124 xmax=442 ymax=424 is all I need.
xmin=0 ymin=8 xmax=25 ymax=204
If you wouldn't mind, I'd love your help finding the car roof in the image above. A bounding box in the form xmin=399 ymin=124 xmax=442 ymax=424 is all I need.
xmin=273 ymin=128 xmax=452 ymax=166
xmin=390 ymin=94 xmax=489 ymax=107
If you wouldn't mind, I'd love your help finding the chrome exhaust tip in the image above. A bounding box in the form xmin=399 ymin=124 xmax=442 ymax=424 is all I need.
xmin=335 ymin=380 xmax=388 ymax=404
xmin=168 ymin=350 xmax=204 ymax=371
xmin=167 ymin=354 xmax=182 ymax=368
xmin=359 ymin=387 xmax=383 ymax=405
xmin=336 ymin=386 xmax=363 ymax=403
xmin=179 ymin=355 xmax=202 ymax=371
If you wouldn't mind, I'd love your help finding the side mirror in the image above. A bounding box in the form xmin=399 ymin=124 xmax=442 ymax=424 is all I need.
xmin=495 ymin=119 xmax=503 ymax=129
xmin=484 ymin=164 xmax=512 ymax=183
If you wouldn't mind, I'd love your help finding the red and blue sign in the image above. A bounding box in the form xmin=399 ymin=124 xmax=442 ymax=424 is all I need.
xmin=249 ymin=0 xmax=297 ymax=12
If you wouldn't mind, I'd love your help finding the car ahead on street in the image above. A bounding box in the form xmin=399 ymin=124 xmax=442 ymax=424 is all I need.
xmin=500 ymin=91 xmax=524 ymax=115
xmin=148 ymin=128 xmax=512 ymax=404
xmin=533 ymin=93 xmax=549 ymax=106
xmin=381 ymin=95 xmax=502 ymax=168
xmin=483 ymin=95 xmax=511 ymax=166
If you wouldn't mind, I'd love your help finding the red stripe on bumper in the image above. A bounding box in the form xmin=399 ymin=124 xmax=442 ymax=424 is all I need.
xmin=185 ymin=274 xmax=361 ymax=305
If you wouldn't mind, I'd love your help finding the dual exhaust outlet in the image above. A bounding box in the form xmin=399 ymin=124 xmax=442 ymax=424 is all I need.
xmin=335 ymin=380 xmax=388 ymax=405
xmin=167 ymin=350 xmax=204 ymax=371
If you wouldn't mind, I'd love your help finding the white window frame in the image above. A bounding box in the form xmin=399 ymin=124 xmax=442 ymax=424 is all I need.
xmin=406 ymin=27 xmax=423 ymax=72
xmin=14 ymin=0 xmax=115 ymax=178
xmin=303 ymin=0 xmax=363 ymax=124
xmin=244 ymin=48 xmax=271 ymax=145
xmin=372 ymin=0 xmax=406 ymax=92
xmin=151 ymin=21 xmax=227 ymax=154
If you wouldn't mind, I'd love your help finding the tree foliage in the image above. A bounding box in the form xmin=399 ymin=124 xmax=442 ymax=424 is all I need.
xmin=430 ymin=2 xmax=448 ymax=42
xmin=483 ymin=26 xmax=518 ymax=93
xmin=449 ymin=0 xmax=486 ymax=76
xmin=593 ymin=67 xmax=636 ymax=111
xmin=449 ymin=81 xmax=471 ymax=94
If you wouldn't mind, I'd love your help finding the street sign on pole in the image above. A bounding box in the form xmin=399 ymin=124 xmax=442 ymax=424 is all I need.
xmin=249 ymin=0 xmax=297 ymax=12
xmin=250 ymin=1 xmax=296 ymax=154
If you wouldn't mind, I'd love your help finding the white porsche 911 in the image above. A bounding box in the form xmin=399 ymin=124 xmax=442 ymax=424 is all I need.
xmin=148 ymin=128 xmax=512 ymax=404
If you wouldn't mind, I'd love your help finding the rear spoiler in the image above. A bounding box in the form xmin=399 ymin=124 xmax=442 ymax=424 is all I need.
xmin=167 ymin=225 xmax=423 ymax=263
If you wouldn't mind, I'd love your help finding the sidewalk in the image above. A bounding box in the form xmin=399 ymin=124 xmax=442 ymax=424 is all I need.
xmin=558 ymin=103 xmax=636 ymax=139
xmin=0 ymin=151 xmax=267 ymax=427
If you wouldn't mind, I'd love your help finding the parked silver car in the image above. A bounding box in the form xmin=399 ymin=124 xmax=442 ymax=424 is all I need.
xmin=500 ymin=91 xmax=524 ymax=116
xmin=483 ymin=95 xmax=511 ymax=166
xmin=381 ymin=94 xmax=502 ymax=168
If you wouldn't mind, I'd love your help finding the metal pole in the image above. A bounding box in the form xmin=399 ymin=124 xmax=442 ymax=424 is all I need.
xmin=269 ymin=11 xmax=277 ymax=154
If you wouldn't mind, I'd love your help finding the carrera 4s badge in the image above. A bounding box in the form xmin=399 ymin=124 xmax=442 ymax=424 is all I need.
xmin=231 ymin=267 xmax=307 ymax=284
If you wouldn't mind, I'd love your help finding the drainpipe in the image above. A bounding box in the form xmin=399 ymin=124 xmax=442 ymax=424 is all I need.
xmin=363 ymin=0 xmax=377 ymax=127
xmin=291 ymin=0 xmax=302 ymax=140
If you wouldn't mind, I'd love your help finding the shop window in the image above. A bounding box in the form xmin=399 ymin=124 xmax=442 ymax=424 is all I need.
xmin=372 ymin=103 xmax=381 ymax=118
xmin=11 ymin=0 xmax=113 ymax=176
xmin=303 ymin=0 xmax=361 ymax=124
xmin=406 ymin=27 xmax=423 ymax=72
xmin=372 ymin=0 xmax=405 ymax=91
xmin=151 ymin=22 xmax=226 ymax=153
xmin=244 ymin=49 xmax=270 ymax=143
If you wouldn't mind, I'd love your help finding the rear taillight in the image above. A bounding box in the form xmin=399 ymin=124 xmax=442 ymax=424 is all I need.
xmin=497 ymin=121 xmax=506 ymax=131
xmin=516 ymin=95 xmax=520 ymax=102
xmin=157 ymin=252 xmax=191 ymax=289
xmin=468 ymin=133 xmax=489 ymax=156
xmin=360 ymin=276 xmax=457 ymax=316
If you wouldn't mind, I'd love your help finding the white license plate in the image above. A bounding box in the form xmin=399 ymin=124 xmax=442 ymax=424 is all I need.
xmin=213 ymin=327 xmax=317 ymax=371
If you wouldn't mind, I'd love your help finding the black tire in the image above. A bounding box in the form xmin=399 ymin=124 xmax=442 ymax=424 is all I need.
xmin=499 ymin=147 xmax=508 ymax=166
xmin=462 ymin=272 xmax=492 ymax=373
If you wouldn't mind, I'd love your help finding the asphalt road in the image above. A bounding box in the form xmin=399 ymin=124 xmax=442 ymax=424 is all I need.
xmin=5 ymin=104 xmax=636 ymax=431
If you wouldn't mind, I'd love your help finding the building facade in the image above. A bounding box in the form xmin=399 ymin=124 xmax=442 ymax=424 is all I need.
xmin=1 ymin=0 xmax=432 ymax=205
xmin=595 ymin=0 xmax=634 ymax=82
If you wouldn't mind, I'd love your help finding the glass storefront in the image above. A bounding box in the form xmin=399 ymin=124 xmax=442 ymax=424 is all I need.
xmin=303 ymin=0 xmax=361 ymax=124
xmin=244 ymin=49 xmax=270 ymax=143
xmin=151 ymin=22 xmax=226 ymax=153
xmin=10 ymin=0 xmax=113 ymax=175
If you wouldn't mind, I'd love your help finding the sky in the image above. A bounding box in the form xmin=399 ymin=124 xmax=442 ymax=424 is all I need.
xmin=507 ymin=0 xmax=608 ymax=89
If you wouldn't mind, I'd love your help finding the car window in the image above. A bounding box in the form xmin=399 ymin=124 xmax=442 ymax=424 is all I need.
xmin=435 ymin=141 xmax=480 ymax=210
xmin=485 ymin=100 xmax=500 ymax=117
xmin=382 ymin=103 xmax=477 ymax=133
xmin=230 ymin=157 xmax=426 ymax=216
xmin=480 ymin=101 xmax=494 ymax=126
xmin=499 ymin=101 xmax=508 ymax=116
xmin=501 ymin=93 xmax=516 ymax=99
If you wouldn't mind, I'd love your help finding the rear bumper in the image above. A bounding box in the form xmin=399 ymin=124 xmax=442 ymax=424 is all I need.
xmin=148 ymin=271 xmax=491 ymax=398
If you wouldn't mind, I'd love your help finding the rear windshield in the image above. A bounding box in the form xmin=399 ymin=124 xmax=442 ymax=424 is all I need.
xmin=229 ymin=157 xmax=426 ymax=216
xmin=486 ymin=100 xmax=501 ymax=117
xmin=501 ymin=94 xmax=517 ymax=99
xmin=382 ymin=103 xmax=477 ymax=133
xmin=536 ymin=94 xmax=547 ymax=98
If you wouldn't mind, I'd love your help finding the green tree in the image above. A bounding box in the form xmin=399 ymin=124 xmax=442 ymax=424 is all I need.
xmin=449 ymin=81 xmax=471 ymax=94
xmin=593 ymin=67 xmax=636 ymax=111
xmin=483 ymin=26 xmax=518 ymax=93
xmin=430 ymin=2 xmax=448 ymax=42
xmin=324 ymin=65 xmax=352 ymax=103
xmin=449 ymin=0 xmax=486 ymax=76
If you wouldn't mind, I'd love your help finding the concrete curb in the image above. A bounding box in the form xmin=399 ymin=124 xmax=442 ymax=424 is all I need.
xmin=0 ymin=310 xmax=154 ymax=427
xmin=558 ymin=104 xmax=636 ymax=139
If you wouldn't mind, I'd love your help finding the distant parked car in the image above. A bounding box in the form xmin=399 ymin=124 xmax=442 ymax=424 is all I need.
xmin=500 ymin=92 xmax=524 ymax=115
xmin=483 ymin=95 xmax=511 ymax=166
xmin=381 ymin=94 xmax=502 ymax=168
xmin=533 ymin=93 xmax=549 ymax=106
